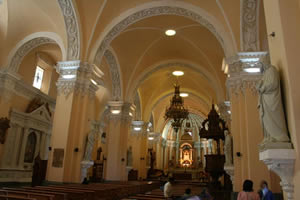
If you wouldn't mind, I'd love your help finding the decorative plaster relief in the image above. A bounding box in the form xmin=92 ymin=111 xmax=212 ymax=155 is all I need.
xmin=95 ymin=6 xmax=227 ymax=61
xmin=56 ymin=61 xmax=103 ymax=97
xmin=9 ymin=38 xmax=55 ymax=72
xmin=57 ymin=0 xmax=80 ymax=60
xmin=241 ymin=0 xmax=259 ymax=51
xmin=104 ymin=50 xmax=122 ymax=101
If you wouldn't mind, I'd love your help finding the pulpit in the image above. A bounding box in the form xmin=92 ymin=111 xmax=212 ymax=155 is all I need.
xmin=199 ymin=104 xmax=226 ymax=188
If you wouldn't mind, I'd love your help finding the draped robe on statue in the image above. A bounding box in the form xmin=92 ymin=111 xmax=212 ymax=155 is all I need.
xmin=257 ymin=65 xmax=290 ymax=142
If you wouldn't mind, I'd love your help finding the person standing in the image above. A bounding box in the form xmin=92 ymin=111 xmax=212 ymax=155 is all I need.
xmin=237 ymin=180 xmax=260 ymax=200
xmin=258 ymin=181 xmax=274 ymax=200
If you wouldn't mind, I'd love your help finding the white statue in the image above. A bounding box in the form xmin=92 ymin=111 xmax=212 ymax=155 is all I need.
xmin=83 ymin=131 xmax=96 ymax=161
xmin=127 ymin=146 xmax=133 ymax=166
xmin=224 ymin=130 xmax=233 ymax=166
xmin=257 ymin=63 xmax=290 ymax=143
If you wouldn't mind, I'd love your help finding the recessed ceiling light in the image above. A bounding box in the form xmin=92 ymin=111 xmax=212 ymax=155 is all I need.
xmin=111 ymin=110 xmax=121 ymax=114
xmin=134 ymin=127 xmax=141 ymax=131
xmin=243 ymin=67 xmax=261 ymax=73
xmin=148 ymin=137 xmax=154 ymax=140
xmin=172 ymin=71 xmax=184 ymax=76
xmin=165 ymin=29 xmax=176 ymax=36
xmin=180 ymin=93 xmax=189 ymax=97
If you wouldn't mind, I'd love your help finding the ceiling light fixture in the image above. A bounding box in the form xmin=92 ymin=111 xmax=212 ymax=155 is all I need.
xmin=243 ymin=67 xmax=261 ymax=73
xmin=172 ymin=71 xmax=184 ymax=76
xmin=91 ymin=79 xmax=97 ymax=85
xmin=165 ymin=29 xmax=176 ymax=36
xmin=148 ymin=137 xmax=154 ymax=140
xmin=111 ymin=110 xmax=121 ymax=114
xmin=180 ymin=93 xmax=189 ymax=97
xmin=134 ymin=127 xmax=141 ymax=131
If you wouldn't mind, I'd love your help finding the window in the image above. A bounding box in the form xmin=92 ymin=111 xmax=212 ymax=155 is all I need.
xmin=33 ymin=66 xmax=44 ymax=89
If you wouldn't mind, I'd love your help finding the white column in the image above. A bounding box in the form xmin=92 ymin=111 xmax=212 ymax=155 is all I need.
xmin=18 ymin=127 xmax=30 ymax=169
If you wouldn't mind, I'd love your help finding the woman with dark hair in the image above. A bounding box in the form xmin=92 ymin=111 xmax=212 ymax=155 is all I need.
xmin=237 ymin=180 xmax=260 ymax=200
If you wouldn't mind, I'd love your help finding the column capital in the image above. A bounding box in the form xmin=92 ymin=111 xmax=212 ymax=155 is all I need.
xmin=107 ymin=101 xmax=134 ymax=122
xmin=218 ymin=101 xmax=231 ymax=123
xmin=56 ymin=61 xmax=104 ymax=97
xmin=226 ymin=52 xmax=269 ymax=95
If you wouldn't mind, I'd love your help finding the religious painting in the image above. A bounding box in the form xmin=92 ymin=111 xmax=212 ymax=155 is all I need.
xmin=52 ymin=148 xmax=64 ymax=168
xmin=24 ymin=132 xmax=37 ymax=163
xmin=0 ymin=117 xmax=10 ymax=144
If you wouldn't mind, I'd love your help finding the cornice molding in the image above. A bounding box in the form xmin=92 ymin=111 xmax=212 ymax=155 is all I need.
xmin=0 ymin=70 xmax=56 ymax=109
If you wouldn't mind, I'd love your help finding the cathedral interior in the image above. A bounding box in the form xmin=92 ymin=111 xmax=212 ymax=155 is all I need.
xmin=0 ymin=0 xmax=300 ymax=200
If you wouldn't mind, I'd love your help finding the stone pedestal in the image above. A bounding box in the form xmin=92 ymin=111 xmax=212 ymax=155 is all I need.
xmin=259 ymin=148 xmax=295 ymax=200
xmin=224 ymin=165 xmax=234 ymax=186
xmin=80 ymin=160 xmax=94 ymax=182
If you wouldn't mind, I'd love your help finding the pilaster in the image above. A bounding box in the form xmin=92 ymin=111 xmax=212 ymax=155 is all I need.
xmin=47 ymin=61 xmax=103 ymax=183
xmin=226 ymin=52 xmax=276 ymax=192
xmin=105 ymin=101 xmax=134 ymax=181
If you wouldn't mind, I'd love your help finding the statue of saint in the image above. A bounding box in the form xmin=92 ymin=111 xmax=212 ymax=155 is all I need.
xmin=83 ymin=131 xmax=95 ymax=161
xmin=257 ymin=63 xmax=290 ymax=143
xmin=224 ymin=130 xmax=233 ymax=166
xmin=127 ymin=146 xmax=133 ymax=166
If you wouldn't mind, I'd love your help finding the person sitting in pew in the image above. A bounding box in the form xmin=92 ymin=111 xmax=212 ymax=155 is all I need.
xmin=164 ymin=177 xmax=175 ymax=199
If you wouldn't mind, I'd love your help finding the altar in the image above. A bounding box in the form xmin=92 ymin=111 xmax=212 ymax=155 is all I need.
xmin=169 ymin=168 xmax=203 ymax=180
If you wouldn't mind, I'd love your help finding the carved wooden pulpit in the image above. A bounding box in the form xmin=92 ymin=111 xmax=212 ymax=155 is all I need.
xmin=199 ymin=104 xmax=226 ymax=188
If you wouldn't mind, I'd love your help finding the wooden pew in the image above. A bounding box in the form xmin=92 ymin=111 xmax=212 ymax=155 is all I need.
xmin=22 ymin=187 xmax=84 ymax=200
xmin=3 ymin=188 xmax=67 ymax=200
xmin=39 ymin=186 xmax=95 ymax=200
xmin=0 ymin=190 xmax=54 ymax=200
xmin=0 ymin=195 xmax=36 ymax=200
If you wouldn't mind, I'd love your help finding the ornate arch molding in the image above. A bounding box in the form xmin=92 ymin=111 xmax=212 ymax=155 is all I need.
xmin=241 ymin=0 xmax=260 ymax=51
xmin=103 ymin=48 xmax=122 ymax=101
xmin=90 ymin=1 xmax=237 ymax=63
xmin=6 ymin=32 xmax=66 ymax=72
xmin=57 ymin=0 xmax=81 ymax=60
xmin=127 ymin=60 xmax=224 ymax=103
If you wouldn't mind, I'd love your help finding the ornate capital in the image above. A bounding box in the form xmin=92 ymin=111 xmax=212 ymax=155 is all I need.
xmin=260 ymin=148 xmax=296 ymax=200
xmin=107 ymin=101 xmax=134 ymax=122
xmin=226 ymin=52 xmax=268 ymax=95
xmin=218 ymin=101 xmax=231 ymax=123
xmin=56 ymin=61 xmax=104 ymax=97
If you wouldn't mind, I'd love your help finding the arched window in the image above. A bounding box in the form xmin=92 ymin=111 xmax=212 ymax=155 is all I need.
xmin=24 ymin=132 xmax=37 ymax=163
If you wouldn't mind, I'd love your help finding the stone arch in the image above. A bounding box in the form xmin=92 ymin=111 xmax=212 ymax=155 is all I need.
xmin=5 ymin=32 xmax=66 ymax=73
xmin=240 ymin=0 xmax=260 ymax=51
xmin=89 ymin=1 xmax=237 ymax=63
xmin=102 ymin=48 xmax=123 ymax=101
xmin=57 ymin=0 xmax=81 ymax=60
xmin=127 ymin=60 xmax=224 ymax=103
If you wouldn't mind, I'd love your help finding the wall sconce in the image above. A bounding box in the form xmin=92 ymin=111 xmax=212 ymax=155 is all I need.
xmin=236 ymin=152 xmax=242 ymax=157
xmin=140 ymin=157 xmax=145 ymax=160
xmin=74 ymin=147 xmax=79 ymax=152
xmin=48 ymin=147 xmax=52 ymax=151
xmin=121 ymin=158 xmax=125 ymax=162
xmin=269 ymin=32 xmax=275 ymax=37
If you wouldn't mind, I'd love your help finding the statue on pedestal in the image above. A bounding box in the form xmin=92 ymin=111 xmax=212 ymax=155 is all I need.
xmin=224 ymin=130 xmax=233 ymax=166
xmin=83 ymin=131 xmax=96 ymax=161
xmin=257 ymin=63 xmax=290 ymax=143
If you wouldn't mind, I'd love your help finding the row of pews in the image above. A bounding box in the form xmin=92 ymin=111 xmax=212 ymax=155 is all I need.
xmin=0 ymin=181 xmax=160 ymax=200
xmin=123 ymin=185 xmax=204 ymax=200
